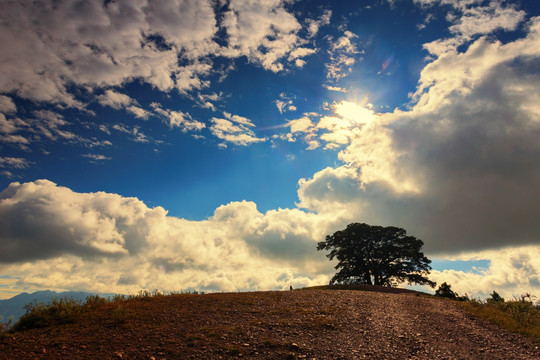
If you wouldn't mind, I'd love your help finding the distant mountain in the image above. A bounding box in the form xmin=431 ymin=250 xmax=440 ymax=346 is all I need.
xmin=0 ymin=290 xmax=115 ymax=325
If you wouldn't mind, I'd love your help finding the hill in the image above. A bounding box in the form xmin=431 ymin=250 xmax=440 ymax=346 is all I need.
xmin=1 ymin=287 xmax=539 ymax=359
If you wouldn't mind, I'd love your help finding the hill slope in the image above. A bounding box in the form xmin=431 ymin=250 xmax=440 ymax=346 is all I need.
xmin=1 ymin=288 xmax=539 ymax=359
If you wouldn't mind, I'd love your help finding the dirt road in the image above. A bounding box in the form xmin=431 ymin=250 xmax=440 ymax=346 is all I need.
xmin=1 ymin=288 xmax=539 ymax=359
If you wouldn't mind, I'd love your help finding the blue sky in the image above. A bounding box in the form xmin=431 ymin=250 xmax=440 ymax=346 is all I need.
xmin=1 ymin=0 xmax=540 ymax=299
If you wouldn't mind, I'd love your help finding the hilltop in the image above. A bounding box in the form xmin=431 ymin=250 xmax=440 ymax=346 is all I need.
xmin=1 ymin=287 xmax=539 ymax=359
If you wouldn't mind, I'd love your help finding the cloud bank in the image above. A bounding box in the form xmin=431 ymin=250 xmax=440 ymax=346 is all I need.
xmin=0 ymin=180 xmax=339 ymax=294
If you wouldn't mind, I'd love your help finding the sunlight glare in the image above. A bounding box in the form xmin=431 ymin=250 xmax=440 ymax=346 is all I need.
xmin=333 ymin=100 xmax=376 ymax=125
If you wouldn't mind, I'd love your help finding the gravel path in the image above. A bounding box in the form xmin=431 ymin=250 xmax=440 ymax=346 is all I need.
xmin=1 ymin=288 xmax=539 ymax=359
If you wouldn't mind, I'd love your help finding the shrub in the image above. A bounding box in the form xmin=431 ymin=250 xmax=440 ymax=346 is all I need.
xmin=84 ymin=295 xmax=107 ymax=309
xmin=487 ymin=290 xmax=504 ymax=304
xmin=0 ymin=320 xmax=13 ymax=342
xmin=13 ymin=297 xmax=83 ymax=331
xmin=435 ymin=282 xmax=469 ymax=301
xmin=435 ymin=282 xmax=457 ymax=299
xmin=112 ymin=305 xmax=128 ymax=324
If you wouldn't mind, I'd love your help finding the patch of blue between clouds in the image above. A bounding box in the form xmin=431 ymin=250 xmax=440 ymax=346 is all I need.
xmin=430 ymin=259 xmax=491 ymax=274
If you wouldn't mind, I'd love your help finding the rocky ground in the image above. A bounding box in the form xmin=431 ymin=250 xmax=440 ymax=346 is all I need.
xmin=1 ymin=286 xmax=539 ymax=359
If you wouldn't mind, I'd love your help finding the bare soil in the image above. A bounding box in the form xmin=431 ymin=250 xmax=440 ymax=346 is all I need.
xmin=1 ymin=287 xmax=539 ymax=359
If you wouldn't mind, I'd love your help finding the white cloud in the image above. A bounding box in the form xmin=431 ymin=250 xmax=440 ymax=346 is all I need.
xmin=97 ymin=90 xmax=133 ymax=110
xmin=0 ymin=0 xmax=317 ymax=110
xmin=0 ymin=96 xmax=16 ymax=114
xmin=82 ymin=154 xmax=111 ymax=161
xmin=210 ymin=112 xmax=266 ymax=146
xmin=126 ymin=106 xmax=151 ymax=120
xmin=280 ymin=101 xmax=380 ymax=151
xmin=3 ymin=109 xmax=112 ymax=151
xmin=325 ymin=30 xmax=361 ymax=81
xmin=420 ymin=0 xmax=526 ymax=55
xmin=306 ymin=9 xmax=332 ymax=38
xmin=0 ymin=114 xmax=26 ymax=135
xmin=196 ymin=92 xmax=223 ymax=111
xmin=151 ymin=103 xmax=205 ymax=133
xmin=97 ymin=90 xmax=151 ymax=120
xmin=288 ymin=116 xmax=315 ymax=134
xmin=0 ymin=180 xmax=340 ymax=294
xmin=323 ymin=85 xmax=348 ymax=93
xmin=297 ymin=16 xmax=540 ymax=257
xmin=112 ymin=124 xmax=151 ymax=144
xmin=448 ymin=2 xmax=525 ymax=38
xmin=429 ymin=246 xmax=540 ymax=300
xmin=0 ymin=157 xmax=31 ymax=169
xmin=0 ymin=0 xmax=221 ymax=107
xmin=220 ymin=0 xmax=316 ymax=72
xmin=275 ymin=93 xmax=296 ymax=114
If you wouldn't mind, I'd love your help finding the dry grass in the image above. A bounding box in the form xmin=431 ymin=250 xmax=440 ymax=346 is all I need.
xmin=459 ymin=298 xmax=540 ymax=342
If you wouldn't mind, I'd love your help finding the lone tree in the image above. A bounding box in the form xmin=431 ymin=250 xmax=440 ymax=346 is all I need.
xmin=317 ymin=223 xmax=436 ymax=287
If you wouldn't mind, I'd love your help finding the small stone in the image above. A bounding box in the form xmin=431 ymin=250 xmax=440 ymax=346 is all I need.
xmin=115 ymin=352 xmax=123 ymax=358
xmin=42 ymin=348 xmax=46 ymax=354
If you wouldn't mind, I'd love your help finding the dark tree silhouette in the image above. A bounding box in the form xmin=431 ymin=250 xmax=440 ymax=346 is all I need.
xmin=435 ymin=282 xmax=458 ymax=299
xmin=317 ymin=223 xmax=436 ymax=287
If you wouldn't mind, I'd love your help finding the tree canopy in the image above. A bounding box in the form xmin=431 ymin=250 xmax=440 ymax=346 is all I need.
xmin=317 ymin=223 xmax=436 ymax=287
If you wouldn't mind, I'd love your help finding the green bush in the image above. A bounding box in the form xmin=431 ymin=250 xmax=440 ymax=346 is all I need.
xmin=13 ymin=297 xmax=83 ymax=331
xmin=10 ymin=288 xmax=203 ymax=332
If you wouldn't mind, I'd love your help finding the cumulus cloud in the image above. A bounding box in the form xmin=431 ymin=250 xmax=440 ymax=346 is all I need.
xmin=0 ymin=180 xmax=339 ymax=294
xmin=0 ymin=0 xmax=317 ymax=109
xmin=0 ymin=0 xmax=323 ymax=155
xmin=210 ymin=112 xmax=266 ymax=146
xmin=298 ymin=16 xmax=540 ymax=257
xmin=0 ymin=0 xmax=220 ymax=106
xmin=220 ymin=0 xmax=316 ymax=72
xmin=429 ymin=246 xmax=540 ymax=300
xmin=419 ymin=0 xmax=526 ymax=56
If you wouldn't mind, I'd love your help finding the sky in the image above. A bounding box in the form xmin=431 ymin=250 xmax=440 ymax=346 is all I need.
xmin=1 ymin=0 xmax=540 ymax=300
